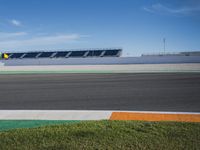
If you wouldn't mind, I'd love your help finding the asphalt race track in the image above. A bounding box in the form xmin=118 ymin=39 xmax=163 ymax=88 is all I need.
xmin=0 ymin=73 xmax=200 ymax=112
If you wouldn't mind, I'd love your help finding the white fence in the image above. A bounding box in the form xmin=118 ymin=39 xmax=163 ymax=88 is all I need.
xmin=0 ymin=62 xmax=4 ymax=66
xmin=1 ymin=56 xmax=200 ymax=66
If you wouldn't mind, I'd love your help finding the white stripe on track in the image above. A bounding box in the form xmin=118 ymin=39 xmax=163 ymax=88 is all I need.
xmin=0 ymin=110 xmax=112 ymax=120
xmin=0 ymin=110 xmax=199 ymax=120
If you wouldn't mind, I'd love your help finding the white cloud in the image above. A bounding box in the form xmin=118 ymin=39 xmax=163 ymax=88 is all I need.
xmin=143 ymin=3 xmax=200 ymax=15
xmin=0 ymin=32 xmax=27 ymax=39
xmin=143 ymin=7 xmax=154 ymax=13
xmin=0 ymin=34 xmax=81 ymax=49
xmin=10 ymin=19 xmax=22 ymax=27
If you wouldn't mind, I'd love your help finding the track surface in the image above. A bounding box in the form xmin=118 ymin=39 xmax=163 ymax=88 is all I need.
xmin=0 ymin=73 xmax=200 ymax=112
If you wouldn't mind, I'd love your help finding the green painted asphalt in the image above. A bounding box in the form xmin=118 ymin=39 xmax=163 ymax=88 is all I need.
xmin=0 ymin=120 xmax=80 ymax=131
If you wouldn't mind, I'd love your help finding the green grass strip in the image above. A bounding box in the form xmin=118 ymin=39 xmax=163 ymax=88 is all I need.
xmin=0 ymin=120 xmax=80 ymax=131
xmin=0 ymin=120 xmax=199 ymax=149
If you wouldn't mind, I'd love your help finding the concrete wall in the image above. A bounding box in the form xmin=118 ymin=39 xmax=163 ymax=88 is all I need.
xmin=1 ymin=56 xmax=200 ymax=66
xmin=1 ymin=64 xmax=200 ymax=73
xmin=0 ymin=62 xmax=4 ymax=66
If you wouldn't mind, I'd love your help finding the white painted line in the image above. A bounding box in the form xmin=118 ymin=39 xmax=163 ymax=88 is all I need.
xmin=0 ymin=110 xmax=199 ymax=120
xmin=0 ymin=110 xmax=112 ymax=120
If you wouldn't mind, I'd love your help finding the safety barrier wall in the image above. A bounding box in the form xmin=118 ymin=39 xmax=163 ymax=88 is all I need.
xmin=1 ymin=56 xmax=200 ymax=66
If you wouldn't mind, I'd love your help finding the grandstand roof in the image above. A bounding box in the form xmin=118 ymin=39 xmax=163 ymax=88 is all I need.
xmin=4 ymin=48 xmax=122 ymax=59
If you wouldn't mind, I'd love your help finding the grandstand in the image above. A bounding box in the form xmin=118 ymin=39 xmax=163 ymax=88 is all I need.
xmin=1 ymin=49 xmax=200 ymax=66
xmin=5 ymin=49 xmax=122 ymax=59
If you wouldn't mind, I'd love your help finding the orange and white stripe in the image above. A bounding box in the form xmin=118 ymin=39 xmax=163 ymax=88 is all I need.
xmin=0 ymin=110 xmax=200 ymax=122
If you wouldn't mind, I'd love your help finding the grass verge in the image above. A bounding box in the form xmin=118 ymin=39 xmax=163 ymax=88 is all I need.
xmin=0 ymin=120 xmax=199 ymax=150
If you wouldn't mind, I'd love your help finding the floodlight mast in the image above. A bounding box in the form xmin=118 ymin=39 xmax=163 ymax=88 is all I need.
xmin=163 ymin=38 xmax=166 ymax=54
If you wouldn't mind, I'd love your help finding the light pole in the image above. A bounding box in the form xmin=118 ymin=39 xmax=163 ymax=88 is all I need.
xmin=163 ymin=38 xmax=166 ymax=55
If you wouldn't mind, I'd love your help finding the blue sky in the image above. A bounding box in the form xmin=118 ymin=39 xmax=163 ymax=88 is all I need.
xmin=0 ymin=0 xmax=200 ymax=56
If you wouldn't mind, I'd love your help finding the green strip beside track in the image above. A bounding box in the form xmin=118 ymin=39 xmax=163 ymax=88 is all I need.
xmin=0 ymin=120 xmax=80 ymax=131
